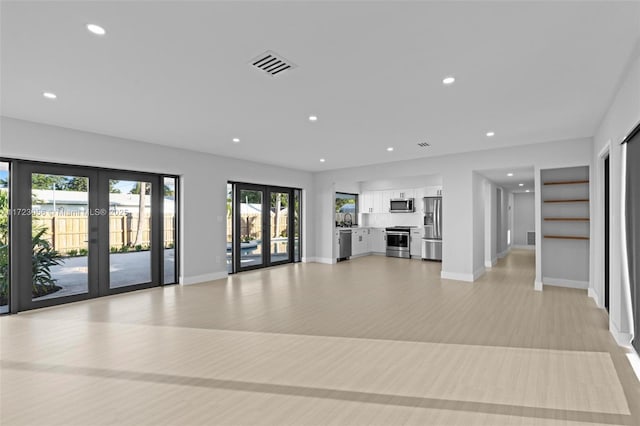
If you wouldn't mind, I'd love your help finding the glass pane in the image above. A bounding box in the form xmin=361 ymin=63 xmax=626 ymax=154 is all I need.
xmin=294 ymin=189 xmax=301 ymax=262
xmin=109 ymin=180 xmax=151 ymax=288
xmin=270 ymin=192 xmax=289 ymax=263
xmin=31 ymin=173 xmax=89 ymax=301
xmin=240 ymin=189 xmax=263 ymax=268
xmin=163 ymin=177 xmax=176 ymax=284
xmin=0 ymin=162 xmax=9 ymax=313
xmin=226 ymin=183 xmax=233 ymax=273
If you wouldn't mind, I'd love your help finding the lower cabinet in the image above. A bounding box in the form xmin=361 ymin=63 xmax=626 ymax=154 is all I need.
xmin=371 ymin=229 xmax=387 ymax=253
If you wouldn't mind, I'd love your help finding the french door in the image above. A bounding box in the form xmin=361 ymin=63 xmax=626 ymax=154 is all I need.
xmin=233 ymin=183 xmax=297 ymax=272
xmin=11 ymin=161 xmax=168 ymax=312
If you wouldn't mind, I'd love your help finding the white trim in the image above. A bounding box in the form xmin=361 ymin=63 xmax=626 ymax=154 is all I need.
xmin=497 ymin=248 xmax=510 ymax=258
xmin=307 ymin=257 xmax=335 ymax=264
xmin=534 ymin=280 xmax=543 ymax=291
xmin=181 ymin=271 xmax=228 ymax=285
xmin=441 ymin=271 xmax=474 ymax=282
xmin=610 ymin=319 xmax=633 ymax=347
xmin=484 ymin=258 xmax=497 ymax=268
xmin=542 ymin=277 xmax=588 ymax=290
xmin=626 ymin=349 xmax=640 ymax=384
xmin=473 ymin=266 xmax=486 ymax=280
xmin=588 ymin=287 xmax=602 ymax=308
xmin=512 ymin=244 xmax=535 ymax=250
xmin=620 ymin=143 xmax=636 ymax=345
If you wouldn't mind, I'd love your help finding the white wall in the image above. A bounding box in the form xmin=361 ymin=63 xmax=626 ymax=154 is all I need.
xmin=314 ymin=138 xmax=592 ymax=283
xmin=483 ymin=180 xmax=497 ymax=268
xmin=591 ymin=41 xmax=640 ymax=345
xmin=0 ymin=117 xmax=315 ymax=284
xmin=513 ymin=192 xmax=535 ymax=247
xmin=472 ymin=172 xmax=486 ymax=278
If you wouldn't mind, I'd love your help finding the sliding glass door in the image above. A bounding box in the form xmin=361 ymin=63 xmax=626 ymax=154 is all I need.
xmin=231 ymin=183 xmax=301 ymax=273
xmin=10 ymin=161 xmax=177 ymax=312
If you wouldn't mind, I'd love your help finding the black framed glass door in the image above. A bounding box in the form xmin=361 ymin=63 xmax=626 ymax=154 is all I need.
xmin=232 ymin=183 xmax=299 ymax=273
xmin=11 ymin=161 xmax=175 ymax=312
xmin=13 ymin=162 xmax=99 ymax=310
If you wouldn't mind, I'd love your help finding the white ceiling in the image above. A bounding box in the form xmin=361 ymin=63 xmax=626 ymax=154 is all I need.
xmin=2 ymin=1 xmax=639 ymax=172
xmin=478 ymin=167 xmax=535 ymax=194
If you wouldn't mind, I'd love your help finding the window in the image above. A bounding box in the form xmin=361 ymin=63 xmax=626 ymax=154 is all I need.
xmin=335 ymin=192 xmax=358 ymax=226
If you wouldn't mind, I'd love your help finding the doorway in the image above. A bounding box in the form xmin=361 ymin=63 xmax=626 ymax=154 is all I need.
xmin=11 ymin=160 xmax=177 ymax=312
xmin=604 ymin=154 xmax=610 ymax=312
xmin=230 ymin=182 xmax=301 ymax=273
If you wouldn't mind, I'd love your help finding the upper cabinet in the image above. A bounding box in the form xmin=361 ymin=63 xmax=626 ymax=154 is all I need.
xmin=361 ymin=186 xmax=441 ymax=213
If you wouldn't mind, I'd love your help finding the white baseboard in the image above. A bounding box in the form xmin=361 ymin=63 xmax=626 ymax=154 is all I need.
xmin=626 ymin=348 xmax=640 ymax=384
xmin=512 ymin=245 xmax=535 ymax=250
xmin=484 ymin=258 xmax=497 ymax=268
xmin=610 ymin=320 xmax=633 ymax=347
xmin=473 ymin=266 xmax=486 ymax=280
xmin=441 ymin=271 xmax=474 ymax=282
xmin=307 ymin=257 xmax=335 ymax=264
xmin=588 ymin=287 xmax=602 ymax=308
xmin=497 ymin=248 xmax=510 ymax=258
xmin=542 ymin=277 xmax=588 ymax=290
xmin=181 ymin=271 xmax=228 ymax=285
xmin=534 ymin=280 xmax=543 ymax=291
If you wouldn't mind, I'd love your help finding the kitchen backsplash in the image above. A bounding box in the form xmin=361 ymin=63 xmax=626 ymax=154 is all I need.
xmin=359 ymin=212 xmax=422 ymax=228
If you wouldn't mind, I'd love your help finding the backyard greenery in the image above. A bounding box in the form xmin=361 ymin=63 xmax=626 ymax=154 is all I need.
xmin=0 ymin=189 xmax=66 ymax=306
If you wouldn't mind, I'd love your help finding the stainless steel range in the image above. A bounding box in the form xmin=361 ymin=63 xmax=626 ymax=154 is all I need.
xmin=385 ymin=226 xmax=413 ymax=258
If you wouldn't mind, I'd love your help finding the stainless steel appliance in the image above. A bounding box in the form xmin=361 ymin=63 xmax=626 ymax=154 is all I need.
xmin=386 ymin=226 xmax=412 ymax=258
xmin=389 ymin=198 xmax=415 ymax=213
xmin=338 ymin=229 xmax=352 ymax=261
xmin=422 ymin=197 xmax=443 ymax=261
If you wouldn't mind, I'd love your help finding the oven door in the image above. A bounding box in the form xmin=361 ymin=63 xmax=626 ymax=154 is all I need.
xmin=386 ymin=231 xmax=410 ymax=258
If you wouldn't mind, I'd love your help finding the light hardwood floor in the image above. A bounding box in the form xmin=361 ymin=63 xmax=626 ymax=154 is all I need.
xmin=1 ymin=249 xmax=639 ymax=425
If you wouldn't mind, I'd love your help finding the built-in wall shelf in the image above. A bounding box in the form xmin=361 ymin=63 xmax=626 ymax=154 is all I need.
xmin=541 ymin=166 xmax=591 ymax=286
xmin=544 ymin=235 xmax=590 ymax=240
xmin=544 ymin=217 xmax=590 ymax=222
xmin=543 ymin=180 xmax=589 ymax=186
xmin=543 ymin=199 xmax=589 ymax=203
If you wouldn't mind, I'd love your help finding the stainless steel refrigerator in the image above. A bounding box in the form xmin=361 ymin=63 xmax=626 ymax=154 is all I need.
xmin=422 ymin=197 xmax=442 ymax=261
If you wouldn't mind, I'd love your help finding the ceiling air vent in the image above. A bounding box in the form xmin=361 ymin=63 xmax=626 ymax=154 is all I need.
xmin=251 ymin=50 xmax=296 ymax=76
xmin=417 ymin=142 xmax=431 ymax=147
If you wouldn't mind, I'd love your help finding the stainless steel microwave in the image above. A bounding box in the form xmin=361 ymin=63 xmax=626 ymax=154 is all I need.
xmin=389 ymin=198 xmax=415 ymax=213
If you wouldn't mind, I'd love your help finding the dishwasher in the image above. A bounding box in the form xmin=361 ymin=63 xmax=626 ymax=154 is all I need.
xmin=338 ymin=229 xmax=352 ymax=261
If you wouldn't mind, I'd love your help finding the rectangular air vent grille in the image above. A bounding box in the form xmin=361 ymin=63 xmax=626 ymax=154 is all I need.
xmin=251 ymin=50 xmax=296 ymax=76
xmin=417 ymin=142 xmax=431 ymax=147
xmin=527 ymin=231 xmax=535 ymax=245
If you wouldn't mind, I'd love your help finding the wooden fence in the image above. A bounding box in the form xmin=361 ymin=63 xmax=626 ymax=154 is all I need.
xmin=32 ymin=214 xmax=175 ymax=254
xmin=226 ymin=213 xmax=289 ymax=242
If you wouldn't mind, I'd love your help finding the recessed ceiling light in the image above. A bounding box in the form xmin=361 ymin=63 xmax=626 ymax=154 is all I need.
xmin=308 ymin=115 xmax=318 ymax=122
xmin=86 ymin=24 xmax=106 ymax=36
xmin=519 ymin=183 xmax=524 ymax=187
xmin=486 ymin=131 xmax=495 ymax=137
xmin=232 ymin=138 xmax=240 ymax=143
xmin=526 ymin=189 xmax=530 ymax=193
xmin=42 ymin=92 xmax=57 ymax=99
xmin=319 ymin=158 xmax=326 ymax=163
xmin=387 ymin=147 xmax=394 ymax=152
xmin=507 ymin=173 xmax=514 ymax=177
xmin=442 ymin=76 xmax=455 ymax=85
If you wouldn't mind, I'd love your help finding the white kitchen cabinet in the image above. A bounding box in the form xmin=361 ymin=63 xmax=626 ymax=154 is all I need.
xmin=410 ymin=229 xmax=422 ymax=258
xmin=423 ymin=186 xmax=443 ymax=197
xmin=372 ymin=191 xmax=385 ymax=213
xmin=352 ymin=228 xmax=371 ymax=256
xmin=334 ymin=230 xmax=340 ymax=259
xmin=360 ymin=192 xmax=373 ymax=213
xmin=391 ymin=188 xmax=414 ymax=200
xmin=371 ymin=228 xmax=387 ymax=253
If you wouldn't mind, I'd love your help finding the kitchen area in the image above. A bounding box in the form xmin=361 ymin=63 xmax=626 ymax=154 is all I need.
xmin=334 ymin=176 xmax=443 ymax=263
